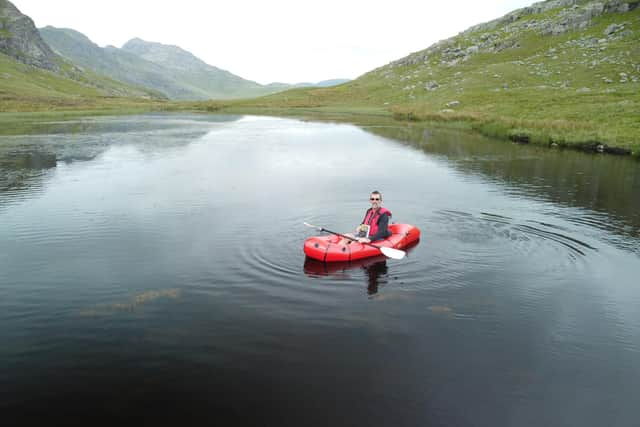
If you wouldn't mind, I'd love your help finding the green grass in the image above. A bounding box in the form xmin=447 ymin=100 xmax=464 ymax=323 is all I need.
xmin=0 ymin=51 xmax=165 ymax=111
xmin=1 ymin=3 xmax=638 ymax=157
xmin=188 ymin=6 xmax=640 ymax=156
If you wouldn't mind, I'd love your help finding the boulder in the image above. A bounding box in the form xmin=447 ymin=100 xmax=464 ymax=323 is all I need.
xmin=425 ymin=81 xmax=439 ymax=91
xmin=604 ymin=23 xmax=624 ymax=35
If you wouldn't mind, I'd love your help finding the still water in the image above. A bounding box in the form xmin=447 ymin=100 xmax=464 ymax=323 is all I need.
xmin=1 ymin=114 xmax=639 ymax=426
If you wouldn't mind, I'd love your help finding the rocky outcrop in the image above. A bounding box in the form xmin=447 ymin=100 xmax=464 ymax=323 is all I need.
xmin=465 ymin=0 xmax=637 ymax=36
xmin=388 ymin=0 xmax=638 ymax=68
xmin=0 ymin=0 xmax=58 ymax=71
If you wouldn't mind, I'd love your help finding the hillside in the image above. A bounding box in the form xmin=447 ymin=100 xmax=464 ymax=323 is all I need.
xmin=120 ymin=38 xmax=271 ymax=99
xmin=39 ymin=28 xmax=318 ymax=101
xmin=206 ymin=0 xmax=639 ymax=155
xmin=39 ymin=27 xmax=208 ymax=100
xmin=0 ymin=1 xmax=164 ymax=109
xmin=40 ymin=29 xmax=350 ymax=101
xmin=0 ymin=51 xmax=166 ymax=111
xmin=2 ymin=0 xmax=349 ymax=107
xmin=0 ymin=0 xmax=57 ymax=70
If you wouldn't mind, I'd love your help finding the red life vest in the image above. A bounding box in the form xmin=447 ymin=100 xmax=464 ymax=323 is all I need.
xmin=362 ymin=207 xmax=392 ymax=238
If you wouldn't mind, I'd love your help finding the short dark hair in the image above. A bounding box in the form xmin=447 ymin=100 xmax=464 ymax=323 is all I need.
xmin=370 ymin=190 xmax=382 ymax=200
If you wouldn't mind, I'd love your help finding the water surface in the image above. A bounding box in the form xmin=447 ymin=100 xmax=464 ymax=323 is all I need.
xmin=1 ymin=114 xmax=639 ymax=426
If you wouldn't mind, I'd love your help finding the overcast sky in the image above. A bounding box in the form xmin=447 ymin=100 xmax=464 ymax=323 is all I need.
xmin=13 ymin=0 xmax=535 ymax=84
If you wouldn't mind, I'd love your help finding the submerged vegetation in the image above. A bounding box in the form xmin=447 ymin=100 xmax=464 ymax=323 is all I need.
xmin=77 ymin=288 xmax=181 ymax=317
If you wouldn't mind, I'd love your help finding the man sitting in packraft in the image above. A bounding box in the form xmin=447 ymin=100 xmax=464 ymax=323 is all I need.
xmin=341 ymin=190 xmax=392 ymax=245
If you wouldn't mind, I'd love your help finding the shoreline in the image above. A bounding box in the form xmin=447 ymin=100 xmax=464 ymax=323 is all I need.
xmin=1 ymin=103 xmax=637 ymax=159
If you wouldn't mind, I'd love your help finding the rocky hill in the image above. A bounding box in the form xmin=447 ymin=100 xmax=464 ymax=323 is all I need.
xmin=0 ymin=0 xmax=58 ymax=70
xmin=235 ymin=0 xmax=638 ymax=154
xmin=39 ymin=27 xmax=203 ymax=100
xmin=120 ymin=38 xmax=268 ymax=99
xmin=0 ymin=1 xmax=164 ymax=104
xmin=40 ymin=28 xmax=350 ymax=101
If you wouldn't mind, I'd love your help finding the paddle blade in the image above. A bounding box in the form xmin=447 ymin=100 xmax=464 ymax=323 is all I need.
xmin=303 ymin=222 xmax=322 ymax=231
xmin=380 ymin=246 xmax=406 ymax=260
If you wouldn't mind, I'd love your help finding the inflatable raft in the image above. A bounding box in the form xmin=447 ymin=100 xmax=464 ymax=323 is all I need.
xmin=303 ymin=223 xmax=420 ymax=262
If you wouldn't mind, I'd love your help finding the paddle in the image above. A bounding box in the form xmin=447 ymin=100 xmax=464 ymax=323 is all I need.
xmin=304 ymin=222 xmax=406 ymax=260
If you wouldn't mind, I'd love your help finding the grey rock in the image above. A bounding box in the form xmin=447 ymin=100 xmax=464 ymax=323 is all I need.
xmin=0 ymin=0 xmax=59 ymax=71
xmin=605 ymin=0 xmax=630 ymax=13
xmin=446 ymin=100 xmax=461 ymax=108
xmin=577 ymin=87 xmax=592 ymax=92
xmin=604 ymin=23 xmax=624 ymax=35
xmin=425 ymin=81 xmax=439 ymax=91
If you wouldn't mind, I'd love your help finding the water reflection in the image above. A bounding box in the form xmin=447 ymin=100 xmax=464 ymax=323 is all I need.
xmin=0 ymin=150 xmax=57 ymax=209
xmin=304 ymin=255 xmax=387 ymax=295
xmin=0 ymin=113 xmax=242 ymax=136
xmin=363 ymin=124 xmax=640 ymax=243
xmin=2 ymin=114 xmax=639 ymax=427
xmin=364 ymin=260 xmax=388 ymax=295
xmin=0 ymin=151 xmax=57 ymax=170
xmin=303 ymin=242 xmax=419 ymax=295
xmin=0 ymin=114 xmax=241 ymax=209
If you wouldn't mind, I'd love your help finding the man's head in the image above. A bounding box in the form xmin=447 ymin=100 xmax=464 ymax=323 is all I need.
xmin=369 ymin=190 xmax=382 ymax=208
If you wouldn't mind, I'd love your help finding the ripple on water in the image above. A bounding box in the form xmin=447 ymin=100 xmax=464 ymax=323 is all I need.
xmin=431 ymin=209 xmax=598 ymax=278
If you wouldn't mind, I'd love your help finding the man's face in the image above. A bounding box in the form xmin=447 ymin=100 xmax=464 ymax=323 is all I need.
xmin=369 ymin=194 xmax=381 ymax=209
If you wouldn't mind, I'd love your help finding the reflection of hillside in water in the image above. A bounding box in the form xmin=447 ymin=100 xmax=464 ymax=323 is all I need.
xmin=0 ymin=149 xmax=57 ymax=209
xmin=0 ymin=113 xmax=242 ymax=136
xmin=363 ymin=124 xmax=640 ymax=239
xmin=0 ymin=114 xmax=241 ymax=209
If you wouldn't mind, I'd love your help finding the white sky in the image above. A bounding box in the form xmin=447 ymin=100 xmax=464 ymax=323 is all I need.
xmin=13 ymin=0 xmax=535 ymax=84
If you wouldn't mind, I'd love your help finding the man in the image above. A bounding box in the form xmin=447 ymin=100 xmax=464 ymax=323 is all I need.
xmin=342 ymin=190 xmax=392 ymax=244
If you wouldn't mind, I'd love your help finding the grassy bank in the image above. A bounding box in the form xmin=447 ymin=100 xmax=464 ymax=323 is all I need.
xmin=183 ymin=88 xmax=639 ymax=157
xmin=188 ymin=6 xmax=640 ymax=157
xmin=3 ymin=4 xmax=638 ymax=157
xmin=2 ymin=95 xmax=637 ymax=158
xmin=3 ymin=1 xmax=639 ymax=158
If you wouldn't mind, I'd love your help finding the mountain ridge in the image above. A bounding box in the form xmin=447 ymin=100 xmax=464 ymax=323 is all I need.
xmin=39 ymin=29 xmax=350 ymax=100
xmin=0 ymin=1 xmax=164 ymax=103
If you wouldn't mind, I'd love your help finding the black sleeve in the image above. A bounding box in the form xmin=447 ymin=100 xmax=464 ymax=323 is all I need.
xmin=369 ymin=213 xmax=390 ymax=241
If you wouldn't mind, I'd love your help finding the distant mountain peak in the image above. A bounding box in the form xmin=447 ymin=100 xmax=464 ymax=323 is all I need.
xmin=40 ymin=27 xmax=281 ymax=100
xmin=121 ymin=37 xmax=213 ymax=71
